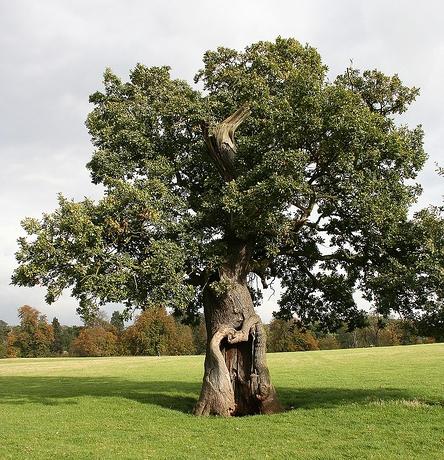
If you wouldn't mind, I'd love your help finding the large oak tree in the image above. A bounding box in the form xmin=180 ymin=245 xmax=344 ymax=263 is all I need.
xmin=13 ymin=38 xmax=444 ymax=416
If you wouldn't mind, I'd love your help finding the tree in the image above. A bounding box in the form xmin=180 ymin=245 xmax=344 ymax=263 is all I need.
xmin=60 ymin=325 xmax=82 ymax=353
xmin=0 ymin=320 xmax=10 ymax=358
xmin=317 ymin=335 xmax=341 ymax=350
xmin=267 ymin=318 xmax=319 ymax=352
xmin=51 ymin=317 xmax=63 ymax=355
xmin=122 ymin=306 xmax=194 ymax=356
xmin=83 ymin=309 xmax=110 ymax=328
xmin=7 ymin=306 xmax=54 ymax=357
xmin=12 ymin=38 xmax=444 ymax=415
xmin=70 ymin=326 xmax=118 ymax=356
xmin=190 ymin=314 xmax=207 ymax=355
xmin=110 ymin=310 xmax=125 ymax=333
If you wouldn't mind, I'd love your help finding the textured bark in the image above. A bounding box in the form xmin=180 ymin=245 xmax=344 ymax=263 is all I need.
xmin=193 ymin=242 xmax=282 ymax=416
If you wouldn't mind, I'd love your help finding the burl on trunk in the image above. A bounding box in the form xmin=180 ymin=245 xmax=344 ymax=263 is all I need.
xmin=193 ymin=242 xmax=282 ymax=416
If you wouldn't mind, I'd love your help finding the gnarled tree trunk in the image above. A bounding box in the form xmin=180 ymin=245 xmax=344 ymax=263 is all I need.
xmin=194 ymin=106 xmax=281 ymax=416
xmin=193 ymin=242 xmax=282 ymax=416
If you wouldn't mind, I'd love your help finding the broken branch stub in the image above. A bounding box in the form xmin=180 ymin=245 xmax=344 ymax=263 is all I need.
xmin=202 ymin=104 xmax=251 ymax=181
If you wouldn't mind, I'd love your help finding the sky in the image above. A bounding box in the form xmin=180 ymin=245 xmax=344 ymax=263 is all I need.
xmin=1 ymin=0 xmax=443 ymax=325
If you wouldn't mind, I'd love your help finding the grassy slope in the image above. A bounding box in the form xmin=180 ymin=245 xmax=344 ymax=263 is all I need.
xmin=0 ymin=344 xmax=443 ymax=459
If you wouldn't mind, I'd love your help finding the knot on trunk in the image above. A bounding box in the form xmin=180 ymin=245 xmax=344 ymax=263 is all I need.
xmin=226 ymin=314 xmax=260 ymax=344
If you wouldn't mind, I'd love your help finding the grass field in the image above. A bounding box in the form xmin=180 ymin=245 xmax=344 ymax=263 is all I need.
xmin=0 ymin=344 xmax=443 ymax=459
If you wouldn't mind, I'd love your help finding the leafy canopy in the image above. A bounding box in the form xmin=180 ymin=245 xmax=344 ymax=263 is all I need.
xmin=13 ymin=38 xmax=443 ymax=330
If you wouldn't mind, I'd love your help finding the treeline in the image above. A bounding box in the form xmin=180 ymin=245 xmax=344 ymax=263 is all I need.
xmin=1 ymin=305 xmax=206 ymax=358
xmin=266 ymin=317 xmax=439 ymax=352
xmin=0 ymin=305 xmax=441 ymax=359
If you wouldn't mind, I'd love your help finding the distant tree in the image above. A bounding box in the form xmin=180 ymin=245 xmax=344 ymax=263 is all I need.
xmin=267 ymin=318 xmax=319 ymax=352
xmin=0 ymin=320 xmax=10 ymax=358
xmin=83 ymin=309 xmax=110 ymax=328
xmin=51 ymin=317 xmax=63 ymax=355
xmin=70 ymin=327 xmax=118 ymax=357
xmin=266 ymin=319 xmax=295 ymax=352
xmin=123 ymin=306 xmax=193 ymax=356
xmin=60 ymin=325 xmax=82 ymax=353
xmin=354 ymin=315 xmax=401 ymax=347
xmin=171 ymin=322 xmax=196 ymax=355
xmin=191 ymin=316 xmax=207 ymax=355
xmin=335 ymin=325 xmax=359 ymax=349
xmin=7 ymin=306 xmax=54 ymax=357
xmin=110 ymin=311 xmax=125 ymax=333
xmin=317 ymin=335 xmax=341 ymax=350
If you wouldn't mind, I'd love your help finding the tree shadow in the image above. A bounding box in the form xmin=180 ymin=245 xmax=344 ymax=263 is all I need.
xmin=1 ymin=375 xmax=441 ymax=414
xmin=0 ymin=376 xmax=199 ymax=413
xmin=277 ymin=386 xmax=443 ymax=411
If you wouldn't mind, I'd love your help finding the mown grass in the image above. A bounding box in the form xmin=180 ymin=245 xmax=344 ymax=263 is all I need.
xmin=0 ymin=344 xmax=443 ymax=459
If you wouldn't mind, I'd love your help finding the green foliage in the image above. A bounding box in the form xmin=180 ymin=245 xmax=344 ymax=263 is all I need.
xmin=191 ymin=315 xmax=207 ymax=355
xmin=51 ymin=317 xmax=63 ymax=355
xmin=317 ymin=335 xmax=341 ymax=350
xmin=267 ymin=318 xmax=319 ymax=352
xmin=110 ymin=310 xmax=125 ymax=333
xmin=123 ymin=306 xmax=195 ymax=356
xmin=12 ymin=37 xmax=443 ymax=330
xmin=59 ymin=325 xmax=81 ymax=353
xmin=0 ymin=320 xmax=9 ymax=358
xmin=266 ymin=315 xmax=440 ymax=351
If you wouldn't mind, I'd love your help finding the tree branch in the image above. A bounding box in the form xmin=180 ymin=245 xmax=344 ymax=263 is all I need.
xmin=202 ymin=104 xmax=251 ymax=181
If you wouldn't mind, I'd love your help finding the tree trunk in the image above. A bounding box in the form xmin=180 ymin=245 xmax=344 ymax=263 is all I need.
xmin=193 ymin=242 xmax=282 ymax=416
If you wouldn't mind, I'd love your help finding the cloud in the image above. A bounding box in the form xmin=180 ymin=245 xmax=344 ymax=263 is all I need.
xmin=1 ymin=0 xmax=443 ymax=324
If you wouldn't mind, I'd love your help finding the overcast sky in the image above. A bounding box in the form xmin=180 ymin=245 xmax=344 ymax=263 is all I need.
xmin=1 ymin=0 xmax=443 ymax=325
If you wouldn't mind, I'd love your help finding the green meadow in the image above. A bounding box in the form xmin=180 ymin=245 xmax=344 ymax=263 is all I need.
xmin=0 ymin=344 xmax=443 ymax=459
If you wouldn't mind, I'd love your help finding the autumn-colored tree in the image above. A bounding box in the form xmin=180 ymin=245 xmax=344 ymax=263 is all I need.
xmin=7 ymin=306 xmax=54 ymax=357
xmin=170 ymin=322 xmax=196 ymax=355
xmin=70 ymin=326 xmax=118 ymax=356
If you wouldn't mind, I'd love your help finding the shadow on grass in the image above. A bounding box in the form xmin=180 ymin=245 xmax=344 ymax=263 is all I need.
xmin=1 ymin=376 xmax=441 ymax=414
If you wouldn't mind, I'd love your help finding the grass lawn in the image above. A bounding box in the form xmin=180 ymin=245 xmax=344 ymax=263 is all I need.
xmin=0 ymin=344 xmax=443 ymax=459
